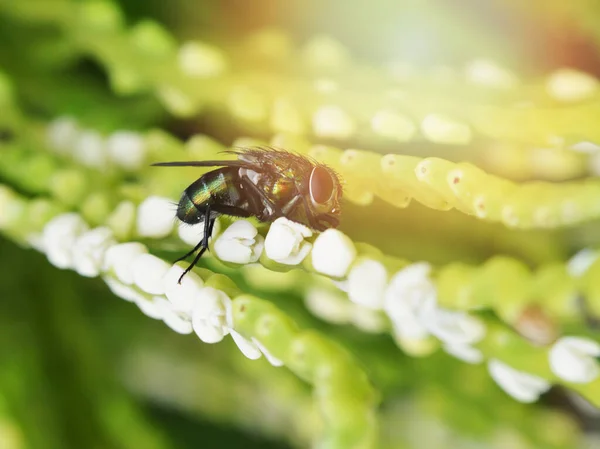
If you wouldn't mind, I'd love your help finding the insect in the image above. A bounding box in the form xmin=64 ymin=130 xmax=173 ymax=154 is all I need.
xmin=153 ymin=147 xmax=343 ymax=283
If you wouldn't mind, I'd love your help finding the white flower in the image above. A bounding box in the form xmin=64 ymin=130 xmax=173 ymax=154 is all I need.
xmin=163 ymin=264 xmax=204 ymax=313
xmin=421 ymin=114 xmax=472 ymax=145
xmin=73 ymin=130 xmax=107 ymax=168
xmin=443 ymin=343 xmax=484 ymax=364
xmin=178 ymin=219 xmax=221 ymax=246
xmin=349 ymin=305 xmax=387 ymax=333
xmin=152 ymin=296 xmax=193 ymax=334
xmin=549 ymin=336 xmax=600 ymax=383
xmin=311 ymin=229 xmax=356 ymax=277
xmin=71 ymin=227 xmax=116 ymax=277
xmin=383 ymin=263 xmax=437 ymax=340
xmin=464 ymin=59 xmax=518 ymax=89
xmin=191 ymin=287 xmax=232 ymax=343
xmin=229 ymin=330 xmax=262 ymax=359
xmin=264 ymin=217 xmax=312 ymax=265
xmin=304 ymin=287 xmax=352 ymax=324
xmin=347 ymin=259 xmax=387 ymax=309
xmin=106 ymin=131 xmax=146 ymax=170
xmin=488 ymin=359 xmax=551 ymax=403
xmin=42 ymin=213 xmax=89 ymax=269
xmin=546 ymin=68 xmax=598 ymax=102
xmin=103 ymin=242 xmax=148 ymax=284
xmin=136 ymin=196 xmax=176 ymax=238
xmin=106 ymin=272 xmax=191 ymax=334
xmin=424 ymin=308 xmax=486 ymax=346
xmin=312 ymin=105 xmax=355 ymax=139
xmin=104 ymin=276 xmax=150 ymax=303
xmin=46 ymin=116 xmax=79 ymax=155
xmin=134 ymin=295 xmax=166 ymax=320
xmin=191 ymin=287 xmax=282 ymax=365
xmin=332 ymin=279 xmax=349 ymax=292
xmin=213 ymin=220 xmax=264 ymax=264
xmin=131 ymin=253 xmax=171 ymax=295
xmin=371 ymin=109 xmax=416 ymax=142
xmin=567 ymin=249 xmax=599 ymax=278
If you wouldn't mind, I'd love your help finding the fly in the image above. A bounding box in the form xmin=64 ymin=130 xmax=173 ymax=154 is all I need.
xmin=152 ymin=147 xmax=343 ymax=283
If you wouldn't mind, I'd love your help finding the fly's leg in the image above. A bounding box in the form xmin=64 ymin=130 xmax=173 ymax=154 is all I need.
xmin=174 ymin=240 xmax=203 ymax=263
xmin=177 ymin=205 xmax=214 ymax=284
xmin=241 ymin=177 xmax=283 ymax=220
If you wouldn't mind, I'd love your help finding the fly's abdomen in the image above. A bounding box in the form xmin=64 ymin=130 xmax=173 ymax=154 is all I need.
xmin=176 ymin=168 xmax=245 ymax=224
xmin=177 ymin=191 xmax=204 ymax=224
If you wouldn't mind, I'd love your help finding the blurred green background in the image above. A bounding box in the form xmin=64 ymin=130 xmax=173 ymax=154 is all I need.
xmin=2 ymin=0 xmax=600 ymax=448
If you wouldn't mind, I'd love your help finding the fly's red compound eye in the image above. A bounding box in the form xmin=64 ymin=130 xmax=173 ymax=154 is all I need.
xmin=309 ymin=166 xmax=334 ymax=204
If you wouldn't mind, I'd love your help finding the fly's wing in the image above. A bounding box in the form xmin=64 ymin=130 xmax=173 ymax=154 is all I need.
xmin=152 ymin=148 xmax=270 ymax=170
xmin=229 ymin=146 xmax=314 ymax=178
xmin=153 ymin=147 xmax=312 ymax=174
xmin=151 ymin=160 xmax=246 ymax=168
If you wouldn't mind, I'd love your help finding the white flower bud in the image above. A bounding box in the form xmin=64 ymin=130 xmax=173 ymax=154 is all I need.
xmin=152 ymin=296 xmax=193 ymax=334
xmin=424 ymin=308 xmax=486 ymax=346
xmin=230 ymin=330 xmax=262 ymax=360
xmin=104 ymin=276 xmax=150 ymax=303
xmin=443 ymin=343 xmax=484 ymax=364
xmin=311 ymin=229 xmax=356 ymax=277
xmin=264 ymin=217 xmax=312 ymax=265
xmin=371 ymin=109 xmax=416 ymax=142
xmin=383 ymin=263 xmax=437 ymax=340
xmin=106 ymin=131 xmax=146 ymax=170
xmin=421 ymin=114 xmax=472 ymax=145
xmin=304 ymin=287 xmax=352 ymax=324
xmin=42 ymin=213 xmax=89 ymax=269
xmin=103 ymin=242 xmax=148 ymax=284
xmin=163 ymin=264 xmax=204 ymax=314
xmin=213 ymin=220 xmax=264 ymax=264
xmin=488 ymin=359 xmax=551 ymax=403
xmin=347 ymin=259 xmax=387 ymax=309
xmin=47 ymin=116 xmax=79 ymax=155
xmin=73 ymin=130 xmax=107 ymax=168
xmin=132 ymin=253 xmax=171 ymax=295
xmin=134 ymin=295 xmax=165 ymax=320
xmin=465 ymin=59 xmax=518 ymax=89
xmin=546 ymin=69 xmax=598 ymax=102
xmin=192 ymin=287 xmax=232 ymax=343
xmin=549 ymin=336 xmax=600 ymax=383
xmin=72 ymin=227 xmax=116 ymax=277
xmin=313 ymin=105 xmax=355 ymax=139
xmin=136 ymin=196 xmax=175 ymax=238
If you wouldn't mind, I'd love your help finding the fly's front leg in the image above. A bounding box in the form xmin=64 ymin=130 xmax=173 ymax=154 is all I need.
xmin=280 ymin=194 xmax=302 ymax=216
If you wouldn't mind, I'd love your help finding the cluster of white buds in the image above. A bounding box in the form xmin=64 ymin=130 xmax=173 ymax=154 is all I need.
xmin=339 ymin=260 xmax=487 ymax=361
xmin=37 ymin=212 xmax=281 ymax=365
xmin=46 ymin=117 xmax=147 ymax=171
